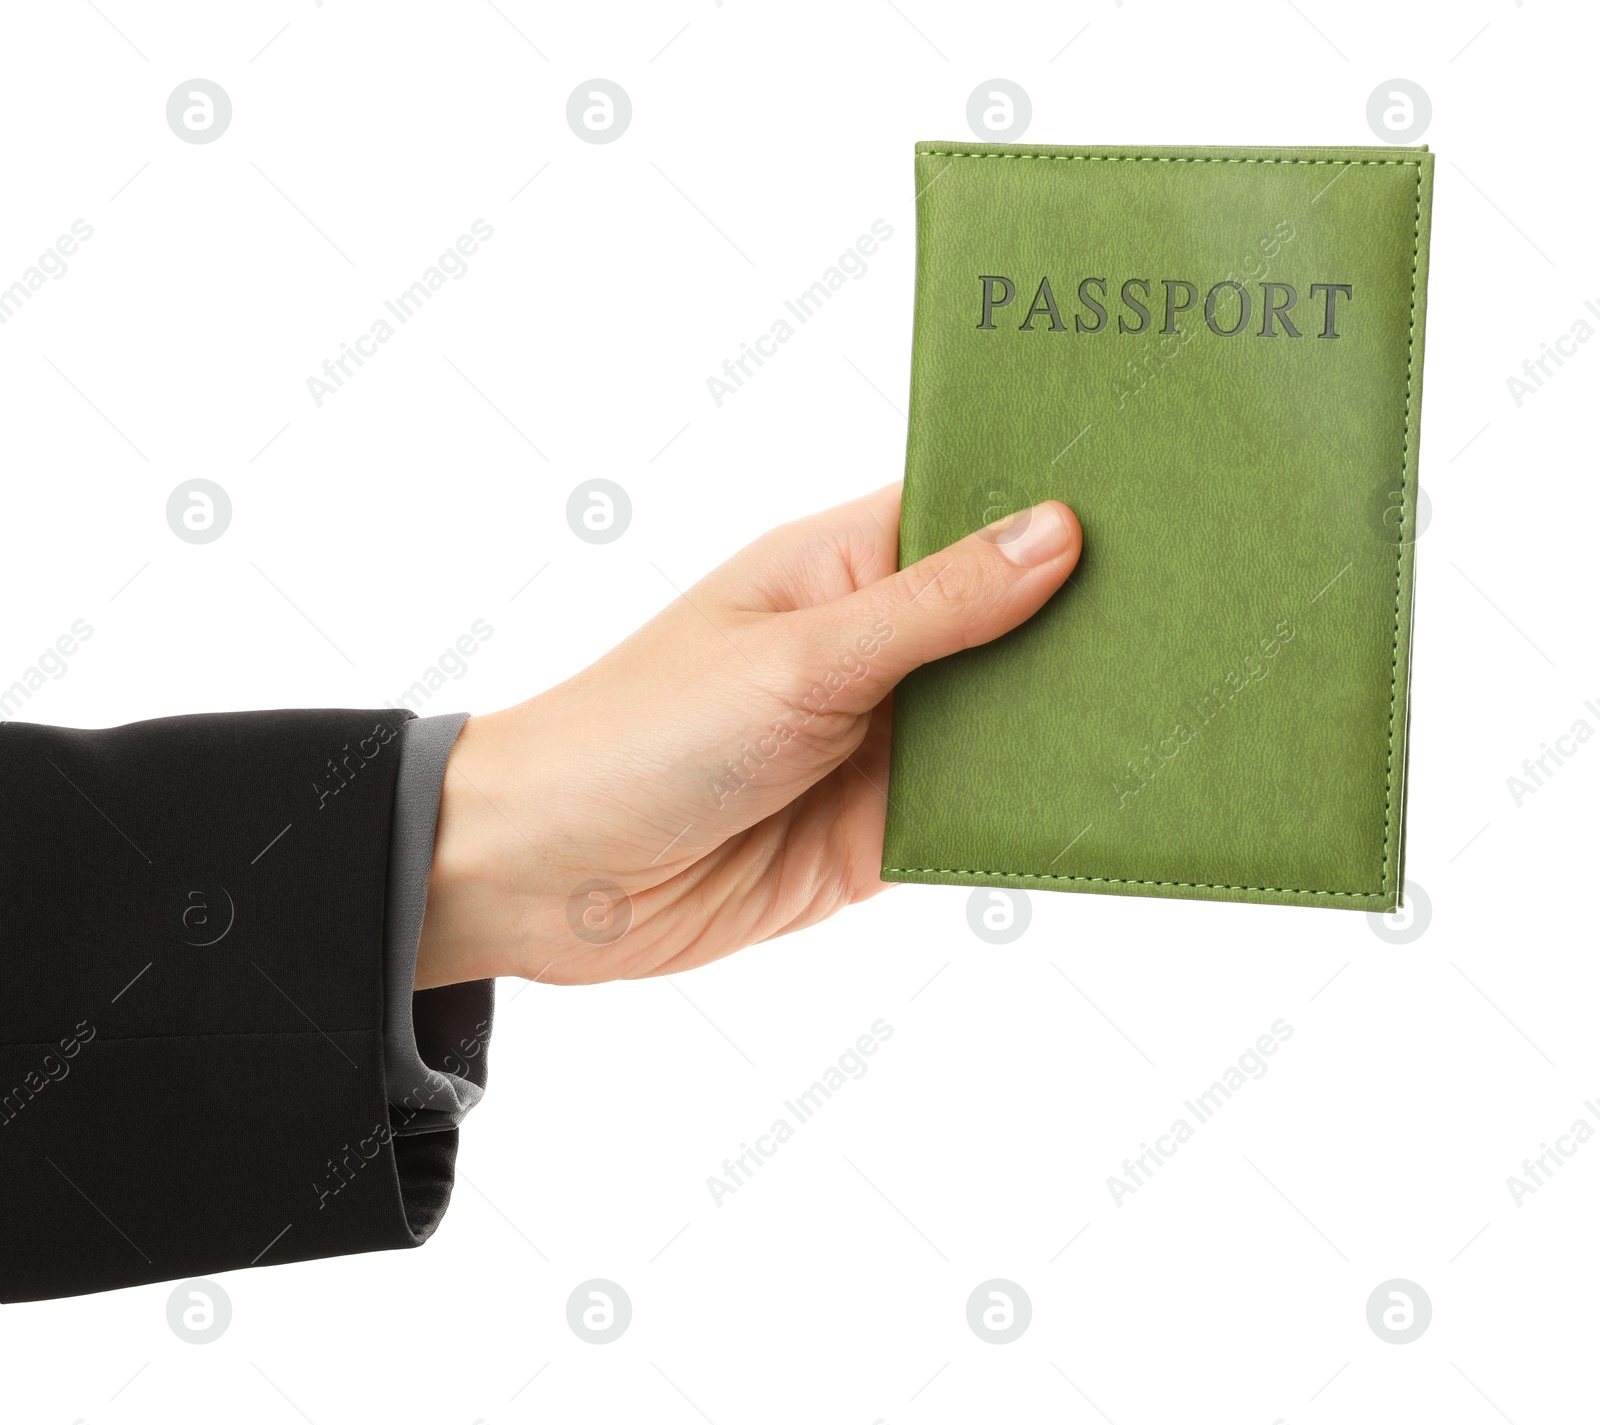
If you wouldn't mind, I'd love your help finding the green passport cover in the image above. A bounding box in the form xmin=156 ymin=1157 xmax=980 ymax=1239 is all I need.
xmin=882 ymin=141 xmax=1434 ymax=912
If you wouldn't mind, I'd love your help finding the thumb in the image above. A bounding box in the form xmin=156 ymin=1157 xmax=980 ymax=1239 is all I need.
xmin=794 ymin=499 xmax=1082 ymax=713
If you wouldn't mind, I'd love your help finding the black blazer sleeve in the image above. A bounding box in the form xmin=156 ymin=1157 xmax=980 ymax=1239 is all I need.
xmin=0 ymin=708 xmax=466 ymax=1303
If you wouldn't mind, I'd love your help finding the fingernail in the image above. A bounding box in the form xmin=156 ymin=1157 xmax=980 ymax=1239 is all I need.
xmin=986 ymin=502 xmax=1072 ymax=567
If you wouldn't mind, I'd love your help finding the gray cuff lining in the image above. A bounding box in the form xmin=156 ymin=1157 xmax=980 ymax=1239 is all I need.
xmin=383 ymin=710 xmax=493 ymax=1134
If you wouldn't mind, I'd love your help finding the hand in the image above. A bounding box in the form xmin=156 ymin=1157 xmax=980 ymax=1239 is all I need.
xmin=414 ymin=483 xmax=1082 ymax=989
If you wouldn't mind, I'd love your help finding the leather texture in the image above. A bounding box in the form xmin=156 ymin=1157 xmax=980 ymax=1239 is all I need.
xmin=882 ymin=141 xmax=1434 ymax=912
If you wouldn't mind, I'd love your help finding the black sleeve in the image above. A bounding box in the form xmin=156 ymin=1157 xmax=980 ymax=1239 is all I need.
xmin=0 ymin=708 xmax=467 ymax=1303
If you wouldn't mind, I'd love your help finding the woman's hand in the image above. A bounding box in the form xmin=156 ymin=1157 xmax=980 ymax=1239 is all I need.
xmin=415 ymin=483 xmax=1081 ymax=989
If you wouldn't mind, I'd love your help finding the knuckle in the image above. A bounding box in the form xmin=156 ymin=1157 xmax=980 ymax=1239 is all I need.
xmin=899 ymin=551 xmax=994 ymax=623
xmin=898 ymin=557 xmax=965 ymax=619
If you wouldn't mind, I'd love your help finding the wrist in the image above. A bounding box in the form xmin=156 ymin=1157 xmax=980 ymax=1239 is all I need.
xmin=415 ymin=711 xmax=525 ymax=989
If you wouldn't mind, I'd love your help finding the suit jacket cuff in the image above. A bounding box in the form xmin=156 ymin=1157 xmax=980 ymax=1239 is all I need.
xmin=0 ymin=708 xmax=480 ymax=1303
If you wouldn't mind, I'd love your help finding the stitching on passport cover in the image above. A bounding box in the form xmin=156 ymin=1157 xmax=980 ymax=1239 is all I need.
xmin=1377 ymin=159 xmax=1424 ymax=896
xmin=879 ymin=868 xmax=1390 ymax=900
xmin=919 ymin=151 xmax=1421 ymax=168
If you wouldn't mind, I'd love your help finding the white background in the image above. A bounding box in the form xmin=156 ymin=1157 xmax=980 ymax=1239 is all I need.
xmin=2 ymin=2 xmax=1595 ymax=1421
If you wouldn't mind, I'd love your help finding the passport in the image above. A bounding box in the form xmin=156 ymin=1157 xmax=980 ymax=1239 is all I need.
xmin=882 ymin=141 xmax=1434 ymax=912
